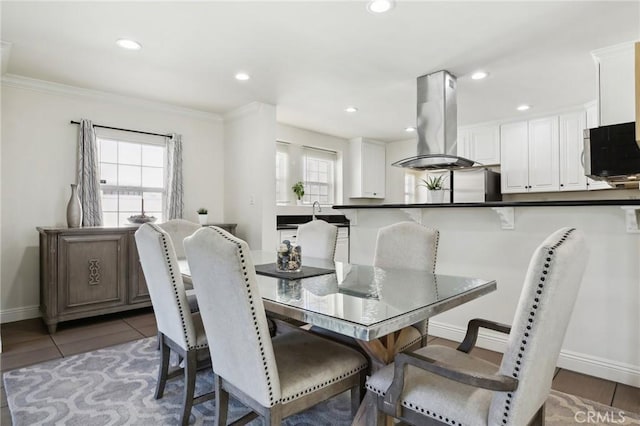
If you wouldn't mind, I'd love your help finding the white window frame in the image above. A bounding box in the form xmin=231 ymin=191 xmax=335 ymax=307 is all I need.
xmin=97 ymin=136 xmax=166 ymax=226
xmin=302 ymin=146 xmax=336 ymax=205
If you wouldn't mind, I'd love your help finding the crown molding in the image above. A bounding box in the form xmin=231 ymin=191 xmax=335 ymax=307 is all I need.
xmin=223 ymin=101 xmax=264 ymax=122
xmin=591 ymin=40 xmax=636 ymax=61
xmin=1 ymin=74 xmax=223 ymax=122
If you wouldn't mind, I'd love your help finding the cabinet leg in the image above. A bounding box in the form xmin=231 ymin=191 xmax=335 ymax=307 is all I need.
xmin=47 ymin=322 xmax=57 ymax=334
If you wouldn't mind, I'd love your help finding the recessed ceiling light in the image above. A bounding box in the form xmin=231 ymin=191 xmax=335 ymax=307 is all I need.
xmin=345 ymin=106 xmax=358 ymax=113
xmin=405 ymin=127 xmax=416 ymax=132
xmin=235 ymin=72 xmax=250 ymax=81
xmin=116 ymin=39 xmax=142 ymax=50
xmin=367 ymin=0 xmax=395 ymax=14
xmin=517 ymin=104 xmax=531 ymax=111
xmin=471 ymin=71 xmax=489 ymax=80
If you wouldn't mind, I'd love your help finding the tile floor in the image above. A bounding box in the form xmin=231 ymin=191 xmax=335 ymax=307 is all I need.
xmin=1 ymin=309 xmax=638 ymax=425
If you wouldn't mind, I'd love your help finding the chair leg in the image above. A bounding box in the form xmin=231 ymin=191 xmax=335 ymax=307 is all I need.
xmin=265 ymin=406 xmax=282 ymax=426
xmin=155 ymin=333 xmax=170 ymax=399
xmin=528 ymin=403 xmax=545 ymax=426
xmin=180 ymin=350 xmax=197 ymax=426
xmin=214 ymin=375 xmax=229 ymax=426
xmin=351 ymin=372 xmax=366 ymax=415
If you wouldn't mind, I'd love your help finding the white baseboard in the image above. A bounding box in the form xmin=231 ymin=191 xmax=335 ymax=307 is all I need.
xmin=0 ymin=305 xmax=41 ymax=324
xmin=428 ymin=321 xmax=640 ymax=388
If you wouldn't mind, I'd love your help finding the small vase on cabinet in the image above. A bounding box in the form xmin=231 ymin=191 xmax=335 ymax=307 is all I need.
xmin=66 ymin=184 xmax=82 ymax=228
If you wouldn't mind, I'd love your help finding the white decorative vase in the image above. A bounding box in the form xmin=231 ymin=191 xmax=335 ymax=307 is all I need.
xmin=66 ymin=184 xmax=82 ymax=228
xmin=427 ymin=189 xmax=445 ymax=204
xmin=198 ymin=214 xmax=208 ymax=225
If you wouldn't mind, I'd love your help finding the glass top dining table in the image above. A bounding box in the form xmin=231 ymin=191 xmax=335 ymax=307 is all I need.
xmin=178 ymin=250 xmax=497 ymax=343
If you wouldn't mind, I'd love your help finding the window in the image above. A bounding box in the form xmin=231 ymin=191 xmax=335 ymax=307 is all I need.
xmin=275 ymin=142 xmax=290 ymax=203
xmin=302 ymin=147 xmax=336 ymax=205
xmin=404 ymin=172 xmax=417 ymax=204
xmin=97 ymin=137 xmax=165 ymax=226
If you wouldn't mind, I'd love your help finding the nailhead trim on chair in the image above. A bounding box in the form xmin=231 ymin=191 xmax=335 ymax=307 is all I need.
xmin=209 ymin=226 xmax=278 ymax=406
xmin=365 ymin=384 xmax=462 ymax=425
xmin=280 ymin=363 xmax=367 ymax=403
xmin=150 ymin=224 xmax=207 ymax=351
xmin=500 ymin=228 xmax=576 ymax=425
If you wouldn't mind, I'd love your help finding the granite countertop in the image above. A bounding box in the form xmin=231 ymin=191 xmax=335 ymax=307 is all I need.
xmin=276 ymin=214 xmax=349 ymax=230
xmin=332 ymin=199 xmax=640 ymax=209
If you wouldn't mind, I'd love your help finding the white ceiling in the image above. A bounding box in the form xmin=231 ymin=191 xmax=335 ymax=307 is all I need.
xmin=1 ymin=1 xmax=638 ymax=142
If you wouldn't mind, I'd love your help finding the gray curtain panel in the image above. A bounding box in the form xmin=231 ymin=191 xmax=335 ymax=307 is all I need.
xmin=77 ymin=119 xmax=103 ymax=226
xmin=165 ymin=133 xmax=184 ymax=220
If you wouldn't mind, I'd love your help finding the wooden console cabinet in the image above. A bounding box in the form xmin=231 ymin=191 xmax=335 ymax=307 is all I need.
xmin=37 ymin=226 xmax=151 ymax=333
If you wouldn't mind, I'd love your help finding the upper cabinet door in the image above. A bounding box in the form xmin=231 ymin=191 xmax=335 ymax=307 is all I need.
xmin=457 ymin=128 xmax=471 ymax=159
xmin=350 ymin=138 xmax=385 ymax=198
xmin=500 ymin=121 xmax=529 ymax=193
xmin=559 ymin=112 xmax=588 ymax=191
xmin=528 ymin=116 xmax=560 ymax=193
xmin=467 ymin=124 xmax=500 ymax=166
xmin=361 ymin=140 xmax=386 ymax=198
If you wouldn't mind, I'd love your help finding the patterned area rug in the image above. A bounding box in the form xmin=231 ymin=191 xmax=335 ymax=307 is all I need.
xmin=3 ymin=337 xmax=639 ymax=425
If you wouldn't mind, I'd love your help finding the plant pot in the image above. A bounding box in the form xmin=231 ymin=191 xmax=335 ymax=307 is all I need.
xmin=198 ymin=214 xmax=208 ymax=225
xmin=296 ymin=200 xmax=303 ymax=206
xmin=427 ymin=189 xmax=445 ymax=204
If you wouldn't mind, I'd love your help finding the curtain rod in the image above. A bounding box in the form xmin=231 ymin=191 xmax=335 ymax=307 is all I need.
xmin=70 ymin=121 xmax=172 ymax=138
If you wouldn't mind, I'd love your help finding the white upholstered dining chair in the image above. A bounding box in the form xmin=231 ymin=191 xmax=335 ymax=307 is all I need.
xmin=134 ymin=223 xmax=213 ymax=426
xmin=295 ymin=219 xmax=338 ymax=260
xmin=366 ymin=227 xmax=588 ymax=426
xmin=374 ymin=221 xmax=440 ymax=349
xmin=158 ymin=219 xmax=202 ymax=291
xmin=184 ymin=226 xmax=368 ymax=426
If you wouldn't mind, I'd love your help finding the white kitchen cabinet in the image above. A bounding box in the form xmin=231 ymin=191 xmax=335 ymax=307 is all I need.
xmin=592 ymin=42 xmax=635 ymax=126
xmin=559 ymin=112 xmax=587 ymax=191
xmin=334 ymin=227 xmax=349 ymax=263
xmin=528 ymin=116 xmax=560 ymax=192
xmin=500 ymin=121 xmax=529 ymax=193
xmin=350 ymin=137 xmax=385 ymax=198
xmin=458 ymin=124 xmax=500 ymax=166
xmin=500 ymin=117 xmax=560 ymax=194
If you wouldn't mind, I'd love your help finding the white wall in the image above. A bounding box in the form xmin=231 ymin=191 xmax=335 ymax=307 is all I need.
xmin=276 ymin=123 xmax=348 ymax=209
xmin=224 ymin=102 xmax=277 ymax=250
xmin=0 ymin=77 xmax=224 ymax=322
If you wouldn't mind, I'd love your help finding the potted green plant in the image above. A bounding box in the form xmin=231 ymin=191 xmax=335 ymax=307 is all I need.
xmin=291 ymin=181 xmax=305 ymax=206
xmin=197 ymin=208 xmax=208 ymax=225
xmin=418 ymin=175 xmax=447 ymax=203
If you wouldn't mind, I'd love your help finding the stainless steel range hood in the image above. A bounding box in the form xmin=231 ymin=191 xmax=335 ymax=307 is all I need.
xmin=392 ymin=70 xmax=475 ymax=170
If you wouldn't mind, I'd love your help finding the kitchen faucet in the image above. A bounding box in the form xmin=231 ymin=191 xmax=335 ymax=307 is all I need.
xmin=312 ymin=201 xmax=321 ymax=221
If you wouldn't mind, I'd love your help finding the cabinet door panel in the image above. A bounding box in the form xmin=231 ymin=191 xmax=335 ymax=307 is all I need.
xmin=57 ymin=234 xmax=127 ymax=314
xmin=469 ymin=125 xmax=500 ymax=165
xmin=500 ymin=121 xmax=529 ymax=193
xmin=559 ymin=112 xmax=588 ymax=191
xmin=362 ymin=141 xmax=386 ymax=198
xmin=528 ymin=117 xmax=560 ymax=192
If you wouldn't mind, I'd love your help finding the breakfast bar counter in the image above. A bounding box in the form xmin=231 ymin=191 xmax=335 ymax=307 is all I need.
xmin=331 ymin=201 xmax=640 ymax=388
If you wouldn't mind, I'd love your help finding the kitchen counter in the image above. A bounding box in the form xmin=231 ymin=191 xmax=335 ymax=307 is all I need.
xmin=276 ymin=214 xmax=349 ymax=230
xmin=333 ymin=199 xmax=640 ymax=209
xmin=330 ymin=201 xmax=640 ymax=388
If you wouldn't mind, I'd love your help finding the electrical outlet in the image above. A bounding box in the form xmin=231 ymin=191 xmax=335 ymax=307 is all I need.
xmin=249 ymin=195 xmax=255 ymax=205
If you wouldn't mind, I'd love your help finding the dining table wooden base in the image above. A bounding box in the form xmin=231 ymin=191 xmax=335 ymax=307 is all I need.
xmin=351 ymin=329 xmax=416 ymax=426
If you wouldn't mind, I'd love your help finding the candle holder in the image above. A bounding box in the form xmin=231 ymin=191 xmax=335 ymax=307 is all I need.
xmin=276 ymin=240 xmax=302 ymax=272
xmin=128 ymin=198 xmax=156 ymax=224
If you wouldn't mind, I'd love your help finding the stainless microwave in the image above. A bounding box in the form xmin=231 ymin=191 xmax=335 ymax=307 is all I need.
xmin=584 ymin=122 xmax=640 ymax=181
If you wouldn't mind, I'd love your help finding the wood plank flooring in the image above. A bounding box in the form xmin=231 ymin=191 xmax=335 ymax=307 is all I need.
xmin=1 ymin=309 xmax=638 ymax=425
